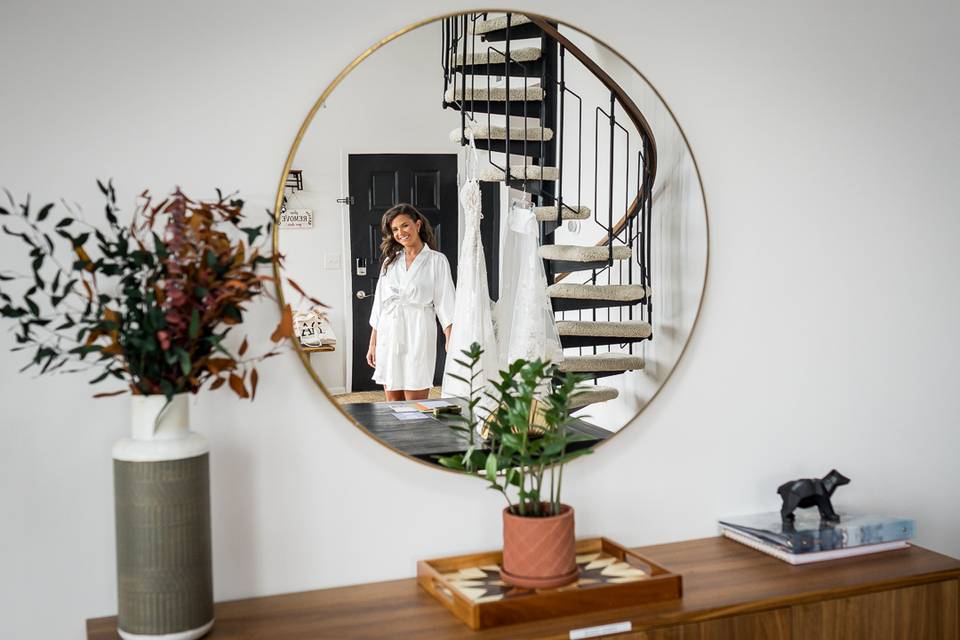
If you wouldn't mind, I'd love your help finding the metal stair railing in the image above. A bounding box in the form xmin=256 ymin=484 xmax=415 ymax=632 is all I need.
xmin=441 ymin=12 xmax=656 ymax=363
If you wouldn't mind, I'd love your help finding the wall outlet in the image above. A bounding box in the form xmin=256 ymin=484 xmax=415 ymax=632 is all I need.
xmin=324 ymin=253 xmax=342 ymax=270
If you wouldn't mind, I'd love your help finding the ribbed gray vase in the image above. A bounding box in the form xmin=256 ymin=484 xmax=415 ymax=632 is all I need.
xmin=113 ymin=394 xmax=214 ymax=640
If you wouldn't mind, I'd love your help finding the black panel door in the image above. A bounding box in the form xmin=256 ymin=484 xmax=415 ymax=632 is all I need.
xmin=348 ymin=154 xmax=458 ymax=392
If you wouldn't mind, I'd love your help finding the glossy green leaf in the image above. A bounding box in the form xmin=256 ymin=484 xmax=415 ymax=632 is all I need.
xmin=485 ymin=452 xmax=498 ymax=481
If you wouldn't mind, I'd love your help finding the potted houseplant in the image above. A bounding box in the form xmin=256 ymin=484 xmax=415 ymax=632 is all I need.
xmin=0 ymin=183 xmax=316 ymax=639
xmin=438 ymin=342 xmax=592 ymax=589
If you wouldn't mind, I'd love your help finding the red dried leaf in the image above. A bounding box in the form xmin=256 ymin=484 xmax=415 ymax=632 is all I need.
xmin=74 ymin=246 xmax=93 ymax=271
xmin=229 ymin=373 xmax=249 ymax=399
xmin=81 ymin=279 xmax=94 ymax=301
xmin=270 ymin=305 xmax=293 ymax=342
xmin=93 ymin=389 xmax=126 ymax=398
xmin=288 ymin=277 xmax=328 ymax=307
xmin=224 ymin=279 xmax=248 ymax=290
xmin=101 ymin=343 xmax=123 ymax=356
xmin=210 ymin=377 xmax=226 ymax=390
xmin=250 ymin=368 xmax=259 ymax=400
xmin=238 ymin=337 xmax=248 ymax=357
xmin=206 ymin=357 xmax=235 ymax=375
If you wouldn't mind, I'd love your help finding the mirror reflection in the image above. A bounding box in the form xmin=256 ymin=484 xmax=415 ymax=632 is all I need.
xmin=278 ymin=11 xmax=707 ymax=466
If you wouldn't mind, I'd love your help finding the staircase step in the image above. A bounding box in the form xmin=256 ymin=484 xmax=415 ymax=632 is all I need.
xmin=557 ymin=321 xmax=652 ymax=339
xmin=451 ymin=125 xmax=554 ymax=159
xmin=557 ymin=353 xmax=645 ymax=376
xmin=479 ymin=164 xmax=558 ymax=182
xmin=445 ymin=83 xmax=544 ymax=103
xmin=534 ymin=205 xmax=590 ymax=222
xmin=474 ymin=14 xmax=533 ymax=35
xmin=539 ymin=244 xmax=631 ymax=262
xmin=570 ymin=385 xmax=619 ymax=410
xmin=549 ymin=283 xmax=647 ymax=301
xmin=476 ymin=16 xmax=542 ymax=42
xmin=450 ymin=125 xmax=553 ymax=143
xmin=548 ymin=283 xmax=648 ymax=311
xmin=454 ymin=47 xmax=541 ymax=66
xmin=557 ymin=320 xmax=652 ymax=348
xmin=445 ymin=99 xmax=542 ymax=118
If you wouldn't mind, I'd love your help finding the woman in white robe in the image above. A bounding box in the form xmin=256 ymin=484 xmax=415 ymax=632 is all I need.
xmin=367 ymin=204 xmax=456 ymax=401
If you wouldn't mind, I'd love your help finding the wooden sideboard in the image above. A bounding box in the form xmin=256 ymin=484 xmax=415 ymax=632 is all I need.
xmin=87 ymin=536 xmax=960 ymax=639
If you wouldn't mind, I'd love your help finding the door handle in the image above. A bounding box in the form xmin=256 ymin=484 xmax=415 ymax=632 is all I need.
xmin=355 ymin=291 xmax=369 ymax=300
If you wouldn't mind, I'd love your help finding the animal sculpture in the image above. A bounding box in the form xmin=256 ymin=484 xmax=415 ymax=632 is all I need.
xmin=777 ymin=469 xmax=850 ymax=523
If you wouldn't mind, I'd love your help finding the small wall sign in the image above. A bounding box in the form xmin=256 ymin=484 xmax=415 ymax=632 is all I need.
xmin=280 ymin=208 xmax=313 ymax=229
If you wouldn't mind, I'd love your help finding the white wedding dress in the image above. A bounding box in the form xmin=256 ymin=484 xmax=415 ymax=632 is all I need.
xmin=442 ymin=130 xmax=500 ymax=404
xmin=493 ymin=198 xmax=563 ymax=367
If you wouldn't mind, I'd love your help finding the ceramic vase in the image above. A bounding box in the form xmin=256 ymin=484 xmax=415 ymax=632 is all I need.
xmin=500 ymin=504 xmax=578 ymax=589
xmin=112 ymin=394 xmax=214 ymax=640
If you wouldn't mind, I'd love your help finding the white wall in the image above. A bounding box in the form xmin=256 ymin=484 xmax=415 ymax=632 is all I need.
xmin=2 ymin=1 xmax=959 ymax=638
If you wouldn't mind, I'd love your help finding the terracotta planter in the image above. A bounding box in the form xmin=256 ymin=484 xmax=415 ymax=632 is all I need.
xmin=501 ymin=504 xmax=578 ymax=589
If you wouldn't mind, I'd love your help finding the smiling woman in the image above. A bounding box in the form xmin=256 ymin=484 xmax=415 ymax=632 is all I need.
xmin=367 ymin=203 xmax=456 ymax=402
xmin=274 ymin=10 xmax=708 ymax=470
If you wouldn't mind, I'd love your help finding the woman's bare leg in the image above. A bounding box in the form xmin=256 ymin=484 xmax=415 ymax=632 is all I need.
xmin=384 ymin=388 xmax=405 ymax=402
xmin=403 ymin=388 xmax=429 ymax=401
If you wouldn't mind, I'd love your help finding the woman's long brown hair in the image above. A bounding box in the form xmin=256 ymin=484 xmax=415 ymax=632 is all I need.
xmin=379 ymin=203 xmax=438 ymax=270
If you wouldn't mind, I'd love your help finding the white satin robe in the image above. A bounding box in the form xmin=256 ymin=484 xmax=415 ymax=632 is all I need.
xmin=369 ymin=246 xmax=456 ymax=391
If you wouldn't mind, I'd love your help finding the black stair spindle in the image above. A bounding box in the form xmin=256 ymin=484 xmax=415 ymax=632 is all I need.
xmin=469 ymin=15 xmax=475 ymax=129
xmin=593 ymin=107 xmax=599 ymax=230
xmin=504 ymin=13 xmax=511 ymax=182
xmin=460 ymin=15 xmax=467 ymax=141
xmin=608 ymin=91 xmax=615 ymax=266
xmin=557 ymin=46 xmax=565 ymax=226
xmin=540 ymin=22 xmax=559 ymax=286
xmin=486 ymin=49 xmax=493 ymax=165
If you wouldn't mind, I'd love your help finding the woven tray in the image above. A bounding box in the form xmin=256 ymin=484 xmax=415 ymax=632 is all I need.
xmin=417 ymin=537 xmax=682 ymax=630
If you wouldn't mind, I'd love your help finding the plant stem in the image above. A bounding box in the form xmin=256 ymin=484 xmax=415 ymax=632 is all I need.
xmin=550 ymin=464 xmax=557 ymax=515
xmin=555 ymin=462 xmax=564 ymax=512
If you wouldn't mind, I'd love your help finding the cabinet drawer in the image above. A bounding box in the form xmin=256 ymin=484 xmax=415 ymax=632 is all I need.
xmin=792 ymin=579 xmax=958 ymax=640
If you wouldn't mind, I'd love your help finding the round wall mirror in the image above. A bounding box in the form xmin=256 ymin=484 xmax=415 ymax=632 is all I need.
xmin=275 ymin=10 xmax=708 ymax=470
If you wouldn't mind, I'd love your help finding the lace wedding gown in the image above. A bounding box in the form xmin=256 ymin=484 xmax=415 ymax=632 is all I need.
xmin=442 ymin=130 xmax=500 ymax=404
xmin=493 ymin=199 xmax=563 ymax=367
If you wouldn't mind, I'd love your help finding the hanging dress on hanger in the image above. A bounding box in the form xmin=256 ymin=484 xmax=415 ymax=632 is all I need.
xmin=493 ymin=197 xmax=563 ymax=367
xmin=442 ymin=128 xmax=500 ymax=404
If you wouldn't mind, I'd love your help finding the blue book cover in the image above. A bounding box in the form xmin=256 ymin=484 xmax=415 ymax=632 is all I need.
xmin=718 ymin=512 xmax=915 ymax=554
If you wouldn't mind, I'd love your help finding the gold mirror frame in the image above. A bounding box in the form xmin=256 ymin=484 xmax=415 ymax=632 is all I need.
xmin=272 ymin=8 xmax=710 ymax=473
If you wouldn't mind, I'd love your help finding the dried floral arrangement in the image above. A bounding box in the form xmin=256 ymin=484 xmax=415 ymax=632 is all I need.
xmin=0 ymin=181 xmax=318 ymax=400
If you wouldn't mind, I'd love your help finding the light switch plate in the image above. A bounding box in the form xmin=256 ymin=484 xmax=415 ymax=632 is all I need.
xmin=324 ymin=253 xmax=342 ymax=270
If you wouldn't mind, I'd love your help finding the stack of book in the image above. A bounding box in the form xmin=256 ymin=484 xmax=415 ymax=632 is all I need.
xmin=718 ymin=512 xmax=915 ymax=565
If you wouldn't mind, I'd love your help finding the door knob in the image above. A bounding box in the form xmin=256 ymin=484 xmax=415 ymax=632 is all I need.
xmin=355 ymin=291 xmax=369 ymax=300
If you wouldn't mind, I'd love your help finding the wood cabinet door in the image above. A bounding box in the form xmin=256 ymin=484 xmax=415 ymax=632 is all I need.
xmin=792 ymin=579 xmax=958 ymax=640
xmin=629 ymin=609 xmax=791 ymax=640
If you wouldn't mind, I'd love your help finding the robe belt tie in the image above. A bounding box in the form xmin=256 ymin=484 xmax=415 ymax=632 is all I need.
xmin=381 ymin=292 xmax=433 ymax=360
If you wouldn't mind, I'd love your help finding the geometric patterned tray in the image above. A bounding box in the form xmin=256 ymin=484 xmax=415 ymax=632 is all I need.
xmin=417 ymin=537 xmax=682 ymax=630
xmin=441 ymin=550 xmax=651 ymax=603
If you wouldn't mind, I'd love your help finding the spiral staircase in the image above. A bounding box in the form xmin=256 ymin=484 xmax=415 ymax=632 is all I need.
xmin=442 ymin=12 xmax=656 ymax=412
